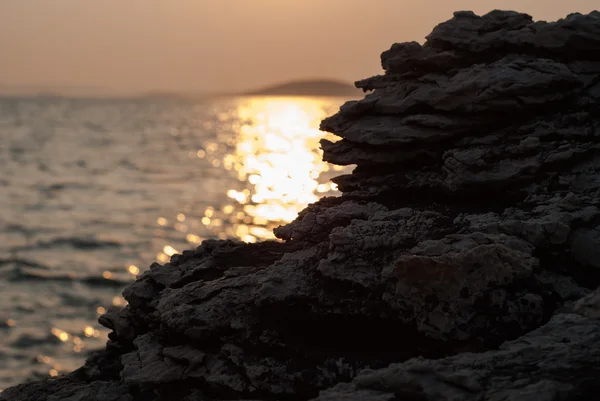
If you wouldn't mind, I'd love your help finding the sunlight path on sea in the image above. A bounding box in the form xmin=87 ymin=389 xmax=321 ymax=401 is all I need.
xmin=154 ymin=97 xmax=347 ymax=262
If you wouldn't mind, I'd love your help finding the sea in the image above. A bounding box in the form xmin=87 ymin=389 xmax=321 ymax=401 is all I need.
xmin=0 ymin=95 xmax=352 ymax=390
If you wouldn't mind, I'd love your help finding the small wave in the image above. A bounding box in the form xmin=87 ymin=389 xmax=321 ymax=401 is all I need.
xmin=19 ymin=237 xmax=122 ymax=251
xmin=1 ymin=224 xmax=41 ymax=236
xmin=81 ymin=276 xmax=131 ymax=287
xmin=118 ymin=158 xmax=139 ymax=171
xmin=83 ymin=121 xmax=107 ymax=133
xmin=38 ymin=182 xmax=91 ymax=194
xmin=11 ymin=333 xmax=62 ymax=348
xmin=0 ymin=258 xmax=50 ymax=270
xmin=6 ymin=267 xmax=130 ymax=287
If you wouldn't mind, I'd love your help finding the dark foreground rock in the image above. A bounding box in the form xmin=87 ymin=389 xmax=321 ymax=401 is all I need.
xmin=315 ymin=290 xmax=600 ymax=401
xmin=3 ymin=9 xmax=600 ymax=401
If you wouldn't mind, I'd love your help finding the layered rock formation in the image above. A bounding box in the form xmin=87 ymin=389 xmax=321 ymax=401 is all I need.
xmin=3 ymin=9 xmax=600 ymax=401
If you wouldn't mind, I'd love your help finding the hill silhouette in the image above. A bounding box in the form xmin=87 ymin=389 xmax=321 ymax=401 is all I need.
xmin=0 ymin=80 xmax=361 ymax=99
xmin=242 ymin=79 xmax=360 ymax=97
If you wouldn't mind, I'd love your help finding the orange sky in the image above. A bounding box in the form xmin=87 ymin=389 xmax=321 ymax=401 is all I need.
xmin=0 ymin=0 xmax=597 ymax=95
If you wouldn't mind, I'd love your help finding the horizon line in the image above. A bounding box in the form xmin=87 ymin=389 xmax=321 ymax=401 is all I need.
xmin=0 ymin=77 xmax=359 ymax=99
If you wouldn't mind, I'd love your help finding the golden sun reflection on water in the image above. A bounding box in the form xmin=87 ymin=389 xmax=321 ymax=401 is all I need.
xmin=229 ymin=98 xmax=342 ymax=231
xmin=154 ymin=96 xmax=349 ymax=262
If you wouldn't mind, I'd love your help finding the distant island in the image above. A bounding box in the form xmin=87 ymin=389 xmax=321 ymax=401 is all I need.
xmin=0 ymin=79 xmax=362 ymax=99
xmin=241 ymin=79 xmax=361 ymax=97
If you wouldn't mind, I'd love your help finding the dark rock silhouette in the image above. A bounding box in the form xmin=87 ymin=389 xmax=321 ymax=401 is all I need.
xmin=3 ymin=9 xmax=600 ymax=401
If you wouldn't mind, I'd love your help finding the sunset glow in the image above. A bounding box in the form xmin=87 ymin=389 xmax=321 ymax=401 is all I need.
xmin=2 ymin=0 xmax=596 ymax=96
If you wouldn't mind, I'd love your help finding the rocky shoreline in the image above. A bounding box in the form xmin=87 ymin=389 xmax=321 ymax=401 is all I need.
xmin=3 ymin=9 xmax=600 ymax=401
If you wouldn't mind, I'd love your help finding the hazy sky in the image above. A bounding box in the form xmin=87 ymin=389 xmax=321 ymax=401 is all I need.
xmin=1 ymin=0 xmax=597 ymax=94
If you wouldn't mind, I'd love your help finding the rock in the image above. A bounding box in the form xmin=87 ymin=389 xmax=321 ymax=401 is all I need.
xmin=0 ymin=378 xmax=132 ymax=401
xmin=573 ymin=286 xmax=600 ymax=319
xmin=312 ymin=313 xmax=600 ymax=401
xmin=571 ymin=225 xmax=600 ymax=269
xmin=384 ymin=244 xmax=543 ymax=343
xmin=3 ymin=9 xmax=600 ymax=401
